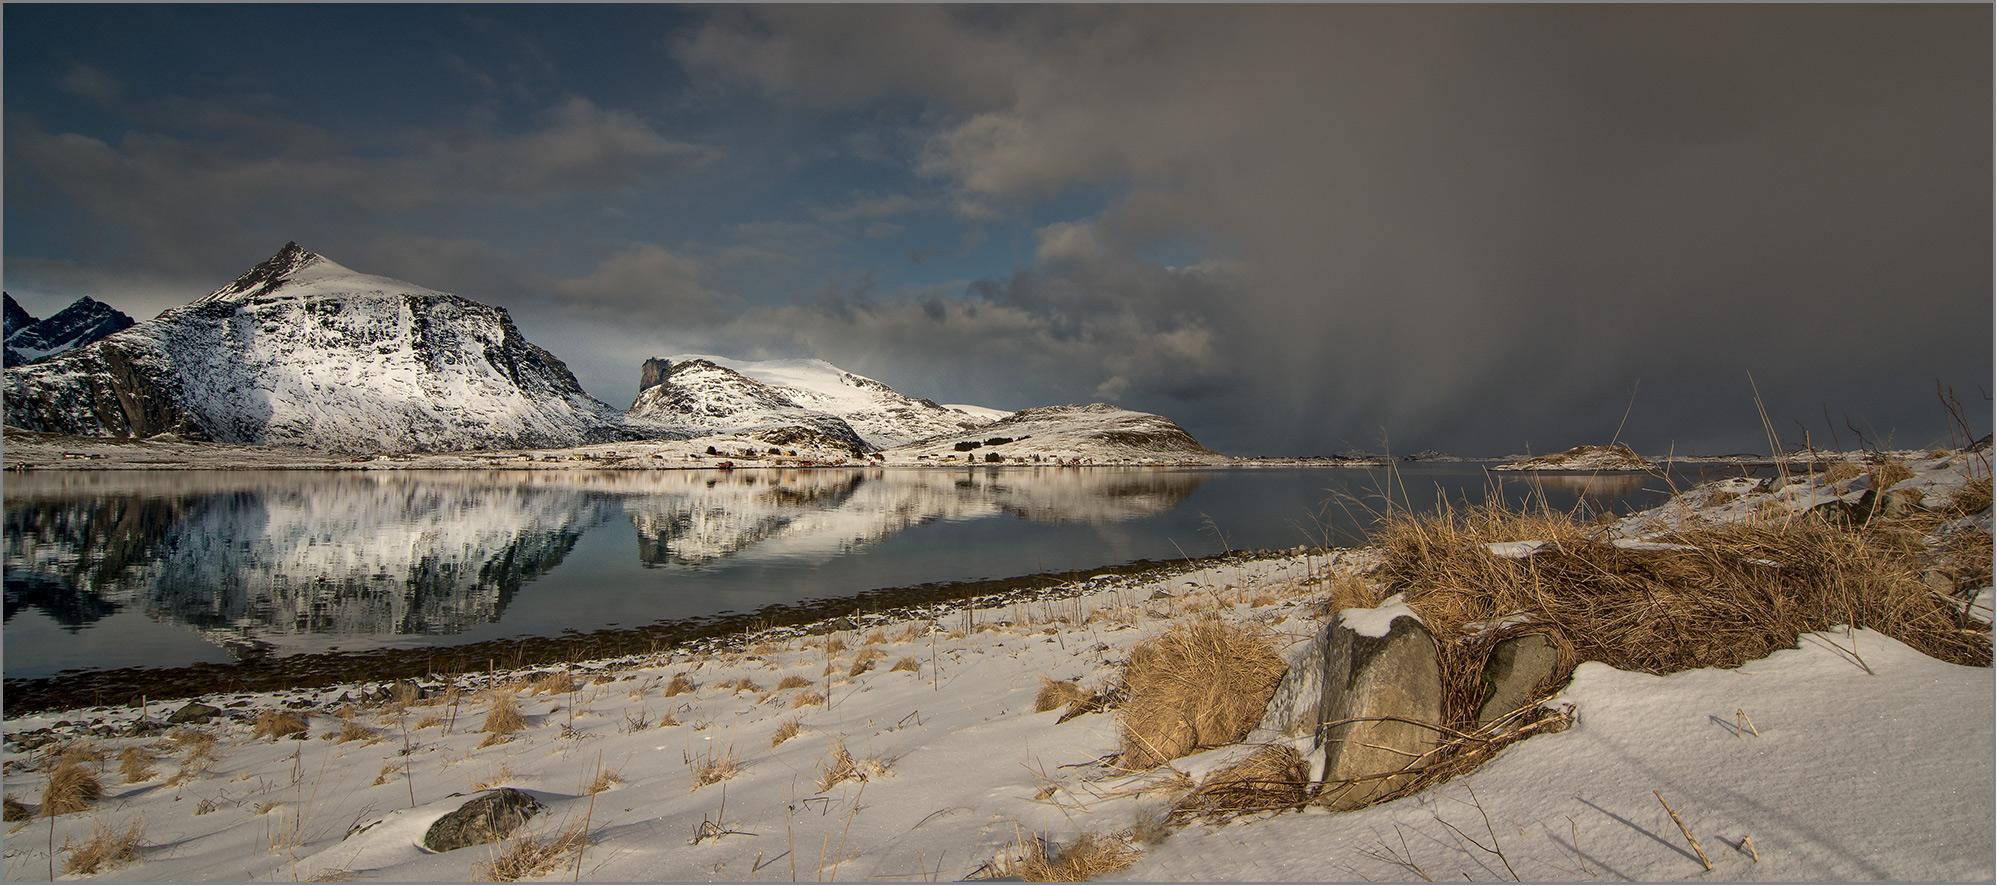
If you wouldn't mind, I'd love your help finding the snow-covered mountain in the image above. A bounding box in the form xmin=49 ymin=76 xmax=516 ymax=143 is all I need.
xmin=627 ymin=354 xmax=998 ymax=451
xmin=671 ymin=354 xmax=1001 ymax=448
xmin=3 ymin=293 xmax=135 ymax=367
xmin=884 ymin=403 xmax=1222 ymax=464
xmin=2 ymin=243 xmax=643 ymax=454
xmin=626 ymin=358 xmax=870 ymax=454
xmin=3 ymin=293 xmax=33 ymax=339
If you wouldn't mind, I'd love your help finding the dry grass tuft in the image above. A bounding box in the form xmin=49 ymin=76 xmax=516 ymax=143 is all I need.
xmin=688 ymin=745 xmax=742 ymax=789
xmin=823 ymin=635 xmax=848 ymax=655
xmin=771 ymin=716 xmax=804 ymax=747
xmin=864 ymin=629 xmax=888 ymax=645
xmin=3 ymin=795 xmax=31 ymax=822
xmin=470 ymin=764 xmax=518 ymax=792
xmin=414 ymin=714 xmax=445 ymax=731
xmin=816 ymin=740 xmax=892 ymax=792
xmin=1821 ymin=460 xmax=1865 ymax=485
xmin=662 ymin=673 xmax=696 ymax=697
xmin=61 ymin=817 xmax=145 ymax=876
xmin=890 ymin=655 xmax=920 ymax=674
xmin=1175 ymin=745 xmax=1310 ymax=818
xmin=337 ymin=721 xmax=383 ymax=745
xmin=49 ymin=743 xmax=105 ymax=768
xmin=117 ymin=747 xmax=156 ymax=784
xmin=1869 ymin=458 xmax=1916 ymax=493
xmin=472 ymin=822 xmax=589 ymax=882
xmin=1374 ymin=503 xmax=1992 ymax=679
xmin=1116 ymin=617 xmax=1286 ymax=771
xmin=725 ymin=677 xmax=764 ymax=694
xmin=847 ymin=658 xmax=874 ymax=678
xmin=40 ymin=761 xmax=102 ymax=817
xmin=777 ymin=674 xmax=813 ymax=690
xmin=791 ymin=691 xmax=826 ymax=709
xmin=1003 ymin=831 xmax=1140 ymax=882
xmin=1034 ymin=678 xmax=1089 ymax=714
xmin=252 ymin=710 xmax=310 ymax=741
xmin=585 ymin=769 xmax=622 ymax=795
xmin=481 ymin=693 xmax=526 ymax=737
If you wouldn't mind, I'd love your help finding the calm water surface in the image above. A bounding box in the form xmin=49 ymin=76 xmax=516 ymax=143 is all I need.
xmin=4 ymin=464 xmax=1743 ymax=678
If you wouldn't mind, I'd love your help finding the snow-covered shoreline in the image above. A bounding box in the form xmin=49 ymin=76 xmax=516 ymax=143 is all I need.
xmin=3 ymin=449 xmax=1988 ymax=883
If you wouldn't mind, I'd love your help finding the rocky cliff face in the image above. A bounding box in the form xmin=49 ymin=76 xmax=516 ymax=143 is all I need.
xmin=2 ymin=243 xmax=641 ymax=453
xmin=4 ymin=294 xmax=136 ymax=367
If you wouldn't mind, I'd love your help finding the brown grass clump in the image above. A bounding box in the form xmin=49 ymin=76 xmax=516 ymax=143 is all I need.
xmin=816 ymin=740 xmax=893 ymax=792
xmin=337 ymin=721 xmax=383 ymax=745
xmin=481 ymin=693 xmax=526 ymax=737
xmin=252 ymin=710 xmax=310 ymax=741
xmin=49 ymin=743 xmax=105 ymax=768
xmin=1869 ymin=458 xmax=1916 ymax=493
xmin=1821 ymin=460 xmax=1865 ymax=485
xmin=3 ymin=795 xmax=32 ymax=822
xmin=1175 ymin=745 xmax=1310 ymax=819
xmin=40 ymin=761 xmax=102 ymax=817
xmin=1034 ymin=678 xmax=1089 ymax=714
xmin=847 ymin=658 xmax=874 ymax=678
xmin=1374 ymin=504 xmax=1990 ymax=684
xmin=777 ymin=674 xmax=813 ymax=690
xmin=823 ymin=635 xmax=847 ymax=655
xmin=688 ymin=745 xmax=742 ymax=789
xmin=61 ymin=817 xmax=145 ymax=876
xmin=1115 ymin=617 xmax=1286 ymax=771
xmin=864 ymin=629 xmax=888 ymax=645
xmin=662 ymin=673 xmax=696 ymax=697
xmin=726 ymin=677 xmax=764 ymax=694
xmin=890 ymin=656 xmax=920 ymax=674
xmin=117 ymin=747 xmax=156 ymax=784
xmin=585 ymin=769 xmax=622 ymax=795
xmin=472 ymin=823 xmax=588 ymax=882
xmin=771 ymin=716 xmax=804 ymax=747
xmin=1003 ymin=831 xmax=1140 ymax=882
xmin=791 ymin=691 xmax=826 ymax=709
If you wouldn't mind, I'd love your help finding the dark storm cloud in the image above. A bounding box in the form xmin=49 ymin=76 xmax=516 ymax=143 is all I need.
xmin=7 ymin=5 xmax=1987 ymax=456
xmin=685 ymin=4 xmax=1991 ymax=454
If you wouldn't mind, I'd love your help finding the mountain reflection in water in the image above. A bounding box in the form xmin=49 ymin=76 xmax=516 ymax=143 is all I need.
xmin=3 ymin=468 xmax=1202 ymax=667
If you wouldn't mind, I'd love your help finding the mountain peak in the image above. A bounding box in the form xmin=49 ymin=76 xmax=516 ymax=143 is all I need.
xmin=206 ymin=242 xmax=324 ymax=302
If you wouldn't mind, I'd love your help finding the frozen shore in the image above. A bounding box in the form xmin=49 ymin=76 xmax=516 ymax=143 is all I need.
xmin=2 ymin=450 xmax=1989 ymax=882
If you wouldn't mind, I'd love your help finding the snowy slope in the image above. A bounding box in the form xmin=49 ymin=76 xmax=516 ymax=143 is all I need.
xmin=2 ymin=244 xmax=642 ymax=454
xmin=643 ymin=354 xmax=998 ymax=449
xmin=626 ymin=358 xmax=869 ymax=454
xmin=884 ymin=402 xmax=1226 ymax=465
xmin=2 ymin=295 xmax=135 ymax=366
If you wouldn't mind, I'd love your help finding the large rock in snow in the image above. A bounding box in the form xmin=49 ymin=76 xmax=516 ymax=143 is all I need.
xmin=1312 ymin=597 xmax=1445 ymax=812
xmin=3 ymin=243 xmax=641 ymax=454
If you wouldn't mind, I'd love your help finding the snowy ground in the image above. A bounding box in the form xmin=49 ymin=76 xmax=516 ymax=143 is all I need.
xmin=2 ymin=452 xmax=1989 ymax=882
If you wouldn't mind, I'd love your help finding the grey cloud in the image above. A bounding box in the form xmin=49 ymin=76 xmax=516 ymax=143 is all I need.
xmin=6 ymin=95 xmax=716 ymax=275
xmin=680 ymin=4 xmax=1991 ymax=454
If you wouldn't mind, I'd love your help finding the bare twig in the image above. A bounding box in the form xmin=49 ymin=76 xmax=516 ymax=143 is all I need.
xmin=1654 ymin=791 xmax=1713 ymax=872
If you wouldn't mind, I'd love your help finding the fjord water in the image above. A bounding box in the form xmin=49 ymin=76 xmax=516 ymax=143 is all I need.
xmin=3 ymin=465 xmax=1731 ymax=678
